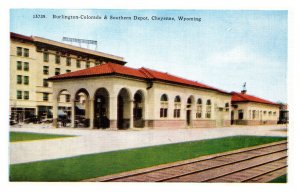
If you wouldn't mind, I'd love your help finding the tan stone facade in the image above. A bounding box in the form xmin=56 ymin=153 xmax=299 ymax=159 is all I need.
xmin=51 ymin=75 xmax=232 ymax=129
xmin=10 ymin=33 xmax=125 ymax=122
xmin=231 ymin=102 xmax=279 ymax=125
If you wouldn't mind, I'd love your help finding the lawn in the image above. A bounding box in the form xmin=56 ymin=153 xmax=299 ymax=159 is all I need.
xmin=268 ymin=174 xmax=287 ymax=183
xmin=10 ymin=132 xmax=74 ymax=142
xmin=10 ymin=136 xmax=287 ymax=181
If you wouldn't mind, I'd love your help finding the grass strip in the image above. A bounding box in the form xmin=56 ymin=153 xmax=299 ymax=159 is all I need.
xmin=268 ymin=174 xmax=287 ymax=183
xmin=10 ymin=136 xmax=286 ymax=181
xmin=10 ymin=132 xmax=74 ymax=142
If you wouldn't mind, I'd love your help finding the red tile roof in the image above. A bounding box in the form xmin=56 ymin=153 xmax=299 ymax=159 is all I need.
xmin=231 ymin=91 xmax=279 ymax=105
xmin=49 ymin=62 xmax=229 ymax=94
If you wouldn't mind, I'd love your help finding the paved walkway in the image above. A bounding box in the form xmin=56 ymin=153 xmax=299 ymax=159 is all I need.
xmin=10 ymin=124 xmax=287 ymax=165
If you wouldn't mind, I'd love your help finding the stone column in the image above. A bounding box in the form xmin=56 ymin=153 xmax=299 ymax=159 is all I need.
xmin=129 ymin=99 xmax=134 ymax=129
xmin=52 ymin=99 xmax=58 ymax=128
xmin=71 ymin=99 xmax=76 ymax=128
xmin=85 ymin=98 xmax=90 ymax=119
xmin=109 ymin=96 xmax=118 ymax=130
xmin=89 ymin=98 xmax=94 ymax=129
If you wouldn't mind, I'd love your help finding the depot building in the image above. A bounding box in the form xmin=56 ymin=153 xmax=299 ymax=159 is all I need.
xmin=49 ymin=62 xmax=232 ymax=130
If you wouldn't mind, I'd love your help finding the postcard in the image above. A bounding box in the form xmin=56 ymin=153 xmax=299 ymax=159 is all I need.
xmin=8 ymin=8 xmax=288 ymax=185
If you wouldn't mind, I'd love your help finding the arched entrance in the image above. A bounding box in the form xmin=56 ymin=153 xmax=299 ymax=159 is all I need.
xmin=94 ymin=88 xmax=110 ymax=129
xmin=117 ymin=88 xmax=131 ymax=129
xmin=186 ymin=96 xmax=194 ymax=127
xmin=74 ymin=88 xmax=90 ymax=128
xmin=56 ymin=89 xmax=71 ymax=127
xmin=133 ymin=90 xmax=145 ymax=128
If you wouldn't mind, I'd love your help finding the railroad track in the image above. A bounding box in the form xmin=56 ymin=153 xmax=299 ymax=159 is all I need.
xmin=84 ymin=140 xmax=287 ymax=183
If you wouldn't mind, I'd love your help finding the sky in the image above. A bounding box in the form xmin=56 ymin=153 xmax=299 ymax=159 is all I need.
xmin=10 ymin=9 xmax=288 ymax=103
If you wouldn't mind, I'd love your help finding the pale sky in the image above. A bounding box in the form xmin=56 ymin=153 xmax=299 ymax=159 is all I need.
xmin=10 ymin=9 xmax=287 ymax=103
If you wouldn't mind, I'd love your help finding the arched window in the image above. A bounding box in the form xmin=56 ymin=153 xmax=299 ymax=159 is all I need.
xmin=196 ymin=98 xmax=202 ymax=118
xmin=206 ymin=99 xmax=212 ymax=118
xmin=160 ymin=94 xmax=168 ymax=118
xmin=173 ymin=96 xmax=181 ymax=118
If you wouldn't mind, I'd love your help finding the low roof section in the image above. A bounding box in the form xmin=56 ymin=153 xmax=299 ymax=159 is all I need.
xmin=231 ymin=91 xmax=279 ymax=106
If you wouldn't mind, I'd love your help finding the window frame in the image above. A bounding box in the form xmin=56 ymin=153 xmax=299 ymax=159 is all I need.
xmin=43 ymin=79 xmax=49 ymax=87
xmin=43 ymin=52 xmax=49 ymax=62
xmin=23 ymin=62 xmax=29 ymax=71
xmin=76 ymin=59 xmax=81 ymax=68
xmin=17 ymin=75 xmax=22 ymax=84
xmin=196 ymin=98 xmax=202 ymax=118
xmin=43 ymin=66 xmax=49 ymax=75
xmin=160 ymin=94 xmax=169 ymax=118
xmin=16 ymin=61 xmax=22 ymax=70
xmin=24 ymin=91 xmax=29 ymax=100
xmin=86 ymin=61 xmax=90 ymax=68
xmin=23 ymin=48 xmax=29 ymax=57
xmin=17 ymin=90 xmax=22 ymax=100
xmin=66 ymin=57 xmax=71 ymax=66
xmin=55 ymin=68 xmax=61 ymax=75
xmin=43 ymin=93 xmax=49 ymax=101
xmin=173 ymin=96 xmax=181 ymax=118
xmin=55 ymin=54 xmax=61 ymax=64
xmin=205 ymin=99 xmax=212 ymax=118
xmin=238 ymin=109 xmax=244 ymax=120
xmin=23 ymin=76 xmax=29 ymax=85
xmin=16 ymin=47 xmax=22 ymax=56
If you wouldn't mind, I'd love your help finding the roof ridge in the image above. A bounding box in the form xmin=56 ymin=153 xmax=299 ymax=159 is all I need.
xmin=233 ymin=92 xmax=249 ymax=101
xmin=139 ymin=67 xmax=154 ymax=79
xmin=106 ymin=62 xmax=116 ymax=73
xmin=231 ymin=91 xmax=278 ymax=105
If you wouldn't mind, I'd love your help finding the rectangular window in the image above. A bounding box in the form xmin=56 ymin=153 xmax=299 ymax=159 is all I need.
xmin=76 ymin=60 xmax=81 ymax=68
xmin=43 ymin=66 xmax=49 ymax=75
xmin=43 ymin=93 xmax=49 ymax=101
xmin=66 ymin=57 xmax=71 ymax=66
xmin=17 ymin=75 xmax=22 ymax=84
xmin=206 ymin=107 xmax=211 ymax=118
xmin=238 ymin=110 xmax=244 ymax=120
xmin=16 ymin=61 xmax=22 ymax=70
xmin=55 ymin=68 xmax=60 ymax=75
xmin=43 ymin=52 xmax=49 ymax=62
xmin=23 ymin=62 xmax=29 ymax=71
xmin=55 ymin=55 xmax=61 ymax=64
xmin=164 ymin=108 xmax=168 ymax=118
xmin=23 ymin=48 xmax=29 ymax=57
xmin=173 ymin=109 xmax=180 ymax=118
xmin=23 ymin=76 xmax=29 ymax=85
xmin=16 ymin=47 xmax=22 ymax=56
xmin=43 ymin=79 xmax=49 ymax=87
xmin=24 ymin=91 xmax=29 ymax=100
xmin=66 ymin=69 xmax=71 ymax=73
xmin=86 ymin=61 xmax=90 ymax=68
xmin=17 ymin=90 xmax=22 ymax=99
xmin=196 ymin=105 xmax=202 ymax=118
xmin=160 ymin=108 xmax=164 ymax=118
